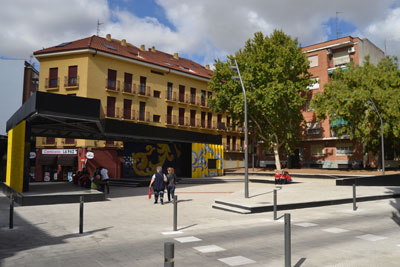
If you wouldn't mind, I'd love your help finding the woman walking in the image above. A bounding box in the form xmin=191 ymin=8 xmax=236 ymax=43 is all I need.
xmin=149 ymin=166 xmax=167 ymax=204
xmin=166 ymin=167 xmax=177 ymax=202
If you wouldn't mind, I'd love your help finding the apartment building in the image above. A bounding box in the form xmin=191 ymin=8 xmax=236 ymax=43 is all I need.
xmin=32 ymin=34 xmax=243 ymax=181
xmin=257 ymin=36 xmax=384 ymax=169
xmin=300 ymin=36 xmax=384 ymax=169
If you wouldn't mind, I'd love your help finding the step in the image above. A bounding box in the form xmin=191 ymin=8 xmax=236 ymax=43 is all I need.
xmin=212 ymin=203 xmax=252 ymax=214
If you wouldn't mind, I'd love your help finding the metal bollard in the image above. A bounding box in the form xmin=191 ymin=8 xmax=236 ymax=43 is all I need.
xmin=284 ymin=213 xmax=291 ymax=267
xmin=9 ymin=194 xmax=14 ymax=229
xmin=164 ymin=242 xmax=175 ymax=267
xmin=79 ymin=196 xmax=84 ymax=234
xmin=353 ymin=184 xmax=357 ymax=211
xmin=273 ymin=189 xmax=277 ymax=220
xmin=173 ymin=195 xmax=178 ymax=231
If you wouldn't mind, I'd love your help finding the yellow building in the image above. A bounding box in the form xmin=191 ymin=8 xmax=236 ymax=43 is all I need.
xmin=32 ymin=34 xmax=243 ymax=180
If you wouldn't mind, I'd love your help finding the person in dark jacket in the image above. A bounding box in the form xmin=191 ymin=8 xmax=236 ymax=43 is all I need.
xmin=149 ymin=166 xmax=167 ymax=204
xmin=166 ymin=167 xmax=177 ymax=202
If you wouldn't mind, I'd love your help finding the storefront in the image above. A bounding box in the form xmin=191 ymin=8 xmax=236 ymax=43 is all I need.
xmin=35 ymin=149 xmax=78 ymax=182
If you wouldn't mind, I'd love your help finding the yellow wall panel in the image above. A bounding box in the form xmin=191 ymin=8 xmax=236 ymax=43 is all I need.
xmin=6 ymin=121 xmax=26 ymax=193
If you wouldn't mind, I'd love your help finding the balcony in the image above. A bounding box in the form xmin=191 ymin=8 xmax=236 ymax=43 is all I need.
xmin=45 ymin=77 xmax=59 ymax=91
xmin=189 ymin=94 xmax=197 ymax=106
xmin=138 ymin=85 xmax=151 ymax=98
xmin=122 ymin=82 xmax=136 ymax=95
xmin=217 ymin=122 xmax=226 ymax=130
xmin=105 ymin=106 xmax=120 ymax=118
xmin=178 ymin=93 xmax=186 ymax=104
xmin=198 ymin=96 xmax=208 ymax=108
xmin=165 ymin=91 xmax=177 ymax=102
xmin=137 ymin=111 xmax=150 ymax=122
xmin=64 ymin=76 xmax=79 ymax=89
xmin=165 ymin=114 xmax=177 ymax=125
xmin=105 ymin=79 xmax=120 ymax=92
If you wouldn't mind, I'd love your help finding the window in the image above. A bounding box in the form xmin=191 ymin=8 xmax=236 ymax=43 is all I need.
xmin=306 ymin=100 xmax=314 ymax=112
xmin=107 ymin=69 xmax=116 ymax=89
xmin=306 ymin=122 xmax=321 ymax=135
xmin=123 ymin=99 xmax=132 ymax=119
xmin=124 ymin=73 xmax=132 ymax=93
xmin=153 ymin=115 xmax=160 ymax=123
xmin=46 ymin=137 xmax=55 ymax=144
xmin=201 ymin=112 xmax=206 ymax=128
xmin=167 ymin=82 xmax=173 ymax=100
xmin=217 ymin=114 xmax=225 ymax=129
xmin=68 ymin=66 xmax=78 ymax=86
xmin=208 ymin=159 xmax=217 ymax=169
xmin=179 ymin=108 xmax=185 ymax=125
xmin=65 ymin=138 xmax=75 ymax=144
xmin=153 ymin=90 xmax=161 ymax=98
xmin=140 ymin=76 xmax=146 ymax=95
xmin=49 ymin=68 xmax=58 ymax=88
xmin=307 ymin=77 xmax=319 ymax=90
xmin=107 ymin=97 xmax=116 ymax=117
xmin=167 ymin=106 xmax=173 ymax=124
xmin=311 ymin=144 xmax=324 ymax=156
xmin=227 ymin=116 xmax=231 ymax=127
xmin=139 ymin=102 xmax=146 ymax=121
xmin=232 ymin=136 xmax=237 ymax=151
xmin=190 ymin=110 xmax=196 ymax=127
xmin=240 ymin=137 xmax=244 ymax=151
xmin=207 ymin=91 xmax=212 ymax=99
xmin=201 ymin=90 xmax=206 ymax=106
xmin=179 ymin=85 xmax=185 ymax=102
xmin=190 ymin=88 xmax=196 ymax=104
xmin=207 ymin=112 xmax=212 ymax=128
xmin=226 ymin=136 xmax=231 ymax=150
xmin=308 ymin=55 xmax=318 ymax=67
xmin=333 ymin=51 xmax=350 ymax=67
xmin=336 ymin=144 xmax=353 ymax=156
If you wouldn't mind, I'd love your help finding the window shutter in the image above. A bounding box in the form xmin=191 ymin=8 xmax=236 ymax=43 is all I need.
xmin=49 ymin=68 xmax=58 ymax=79
xmin=68 ymin=66 xmax=77 ymax=77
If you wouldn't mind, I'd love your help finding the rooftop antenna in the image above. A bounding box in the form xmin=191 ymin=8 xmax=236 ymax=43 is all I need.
xmin=97 ymin=19 xmax=103 ymax=36
xmin=336 ymin=11 xmax=343 ymax=39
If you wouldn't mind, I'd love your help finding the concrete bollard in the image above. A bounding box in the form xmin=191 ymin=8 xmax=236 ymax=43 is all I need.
xmin=353 ymin=184 xmax=357 ymax=211
xmin=284 ymin=213 xmax=291 ymax=267
xmin=164 ymin=242 xmax=175 ymax=267
xmin=9 ymin=194 xmax=14 ymax=229
xmin=273 ymin=189 xmax=277 ymax=220
xmin=173 ymin=195 xmax=178 ymax=231
xmin=79 ymin=196 xmax=84 ymax=234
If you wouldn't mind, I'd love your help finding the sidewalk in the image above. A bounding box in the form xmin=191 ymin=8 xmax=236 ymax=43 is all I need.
xmin=213 ymin=176 xmax=400 ymax=213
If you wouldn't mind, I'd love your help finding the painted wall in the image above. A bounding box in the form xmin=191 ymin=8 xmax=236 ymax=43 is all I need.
xmin=192 ymin=143 xmax=223 ymax=178
xmin=122 ymin=142 xmax=190 ymax=178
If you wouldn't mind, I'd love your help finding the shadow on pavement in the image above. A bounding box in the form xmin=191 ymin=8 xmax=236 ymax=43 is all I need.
xmin=388 ymin=187 xmax=400 ymax=226
xmin=294 ymin=257 xmax=307 ymax=267
xmin=0 ymin=193 xmax=110 ymax=265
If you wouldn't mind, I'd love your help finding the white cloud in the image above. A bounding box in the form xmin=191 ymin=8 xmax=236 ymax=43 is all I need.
xmin=0 ymin=0 xmax=399 ymax=65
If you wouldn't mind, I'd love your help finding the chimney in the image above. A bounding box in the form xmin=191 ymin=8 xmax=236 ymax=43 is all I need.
xmin=173 ymin=53 xmax=179 ymax=60
xmin=106 ymin=34 xmax=111 ymax=41
xmin=151 ymin=46 xmax=156 ymax=52
xmin=121 ymin=39 xmax=127 ymax=46
xmin=140 ymin=44 xmax=146 ymax=51
xmin=205 ymin=65 xmax=210 ymax=70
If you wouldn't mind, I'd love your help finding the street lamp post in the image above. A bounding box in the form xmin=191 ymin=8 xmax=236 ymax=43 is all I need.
xmin=230 ymin=59 xmax=249 ymax=198
xmin=367 ymin=99 xmax=385 ymax=175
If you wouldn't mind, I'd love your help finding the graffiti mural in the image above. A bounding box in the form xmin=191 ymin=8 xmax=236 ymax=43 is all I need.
xmin=192 ymin=143 xmax=224 ymax=178
xmin=123 ymin=142 xmax=183 ymax=178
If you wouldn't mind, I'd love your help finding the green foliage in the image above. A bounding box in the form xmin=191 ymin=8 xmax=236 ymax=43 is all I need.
xmin=311 ymin=56 xmax=400 ymax=154
xmin=209 ymin=30 xmax=311 ymax=154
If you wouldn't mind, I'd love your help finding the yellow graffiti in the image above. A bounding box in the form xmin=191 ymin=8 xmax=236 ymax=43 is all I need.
xmin=131 ymin=144 xmax=177 ymax=176
xmin=174 ymin=144 xmax=181 ymax=158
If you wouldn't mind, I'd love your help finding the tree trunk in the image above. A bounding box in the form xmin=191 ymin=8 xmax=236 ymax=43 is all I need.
xmin=273 ymin=143 xmax=281 ymax=171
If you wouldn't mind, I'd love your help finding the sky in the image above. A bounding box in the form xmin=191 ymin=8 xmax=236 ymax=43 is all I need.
xmin=1 ymin=0 xmax=400 ymax=133
xmin=1 ymin=0 xmax=400 ymax=66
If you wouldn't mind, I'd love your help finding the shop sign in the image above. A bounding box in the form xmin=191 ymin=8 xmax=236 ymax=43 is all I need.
xmin=86 ymin=151 xmax=94 ymax=159
xmin=42 ymin=149 xmax=77 ymax=155
xmin=80 ymin=157 xmax=86 ymax=163
xmin=29 ymin=152 xmax=36 ymax=159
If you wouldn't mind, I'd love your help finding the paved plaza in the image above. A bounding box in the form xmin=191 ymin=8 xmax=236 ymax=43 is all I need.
xmin=1 ymin=176 xmax=400 ymax=266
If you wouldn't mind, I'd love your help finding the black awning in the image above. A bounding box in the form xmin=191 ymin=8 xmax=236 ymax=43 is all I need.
xmin=38 ymin=155 xmax=57 ymax=165
xmin=57 ymin=156 xmax=77 ymax=167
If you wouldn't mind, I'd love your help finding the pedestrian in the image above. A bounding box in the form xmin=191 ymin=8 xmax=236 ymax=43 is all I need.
xmin=100 ymin=166 xmax=110 ymax=194
xmin=166 ymin=167 xmax=177 ymax=202
xmin=149 ymin=166 xmax=167 ymax=204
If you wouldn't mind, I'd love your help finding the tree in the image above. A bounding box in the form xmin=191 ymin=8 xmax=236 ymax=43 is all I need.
xmin=311 ymin=56 xmax=400 ymax=166
xmin=209 ymin=30 xmax=312 ymax=170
